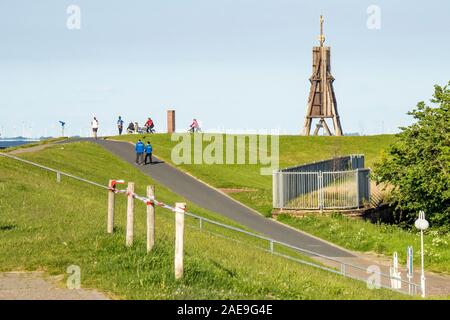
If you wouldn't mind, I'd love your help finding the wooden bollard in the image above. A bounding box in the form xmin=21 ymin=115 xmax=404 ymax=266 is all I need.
xmin=147 ymin=186 xmax=155 ymax=252
xmin=174 ymin=202 xmax=186 ymax=280
xmin=107 ymin=180 xmax=115 ymax=234
xmin=126 ymin=182 xmax=135 ymax=247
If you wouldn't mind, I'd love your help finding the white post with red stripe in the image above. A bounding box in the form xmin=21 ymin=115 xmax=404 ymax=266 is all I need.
xmin=107 ymin=180 xmax=115 ymax=234
xmin=107 ymin=179 xmax=125 ymax=234
xmin=174 ymin=202 xmax=186 ymax=280
xmin=126 ymin=182 xmax=135 ymax=247
xmin=147 ymin=185 xmax=155 ymax=252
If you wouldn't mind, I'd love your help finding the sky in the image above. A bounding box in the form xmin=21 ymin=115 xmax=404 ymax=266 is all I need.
xmin=0 ymin=0 xmax=449 ymax=137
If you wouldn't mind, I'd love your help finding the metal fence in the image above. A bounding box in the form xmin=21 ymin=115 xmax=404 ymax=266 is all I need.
xmin=273 ymin=155 xmax=370 ymax=210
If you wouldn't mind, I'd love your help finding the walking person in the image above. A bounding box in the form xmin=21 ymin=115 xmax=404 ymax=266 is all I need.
xmin=135 ymin=139 xmax=145 ymax=165
xmin=91 ymin=117 xmax=99 ymax=140
xmin=144 ymin=141 xmax=153 ymax=165
xmin=117 ymin=116 xmax=124 ymax=135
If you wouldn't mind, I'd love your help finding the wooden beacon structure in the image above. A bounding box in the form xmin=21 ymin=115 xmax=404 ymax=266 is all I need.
xmin=302 ymin=16 xmax=343 ymax=136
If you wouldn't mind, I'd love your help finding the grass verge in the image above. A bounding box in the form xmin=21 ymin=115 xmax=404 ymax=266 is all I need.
xmin=277 ymin=213 xmax=450 ymax=275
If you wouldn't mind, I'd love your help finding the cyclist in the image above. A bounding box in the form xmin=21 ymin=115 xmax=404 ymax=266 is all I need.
xmin=189 ymin=119 xmax=201 ymax=133
xmin=144 ymin=118 xmax=155 ymax=133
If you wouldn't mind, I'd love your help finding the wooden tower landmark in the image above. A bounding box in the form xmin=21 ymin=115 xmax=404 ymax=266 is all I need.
xmin=302 ymin=16 xmax=343 ymax=136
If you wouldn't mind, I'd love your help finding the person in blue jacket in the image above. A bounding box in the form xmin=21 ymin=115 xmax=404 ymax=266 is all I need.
xmin=135 ymin=139 xmax=145 ymax=165
xmin=117 ymin=116 xmax=124 ymax=135
xmin=144 ymin=141 xmax=153 ymax=165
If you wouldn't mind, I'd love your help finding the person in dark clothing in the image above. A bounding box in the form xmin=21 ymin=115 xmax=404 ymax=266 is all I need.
xmin=135 ymin=139 xmax=145 ymax=165
xmin=144 ymin=141 xmax=153 ymax=165
xmin=127 ymin=122 xmax=135 ymax=134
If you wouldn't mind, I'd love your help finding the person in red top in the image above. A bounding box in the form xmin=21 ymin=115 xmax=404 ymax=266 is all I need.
xmin=189 ymin=119 xmax=200 ymax=133
xmin=144 ymin=118 xmax=155 ymax=133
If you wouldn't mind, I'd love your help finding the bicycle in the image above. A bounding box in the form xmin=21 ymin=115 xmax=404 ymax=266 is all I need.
xmin=145 ymin=126 xmax=156 ymax=134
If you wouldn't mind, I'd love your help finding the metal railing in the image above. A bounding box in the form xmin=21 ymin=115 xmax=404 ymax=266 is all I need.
xmin=273 ymin=169 xmax=371 ymax=210
xmin=0 ymin=152 xmax=421 ymax=296
xmin=273 ymin=154 xmax=370 ymax=210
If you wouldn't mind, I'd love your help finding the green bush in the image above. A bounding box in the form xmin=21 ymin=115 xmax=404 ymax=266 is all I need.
xmin=373 ymin=82 xmax=450 ymax=228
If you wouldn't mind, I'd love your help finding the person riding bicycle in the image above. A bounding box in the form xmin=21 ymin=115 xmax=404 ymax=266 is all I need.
xmin=144 ymin=118 xmax=155 ymax=133
xmin=189 ymin=119 xmax=200 ymax=133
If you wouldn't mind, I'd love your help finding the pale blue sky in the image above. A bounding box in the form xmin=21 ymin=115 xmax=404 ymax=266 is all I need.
xmin=0 ymin=0 xmax=449 ymax=137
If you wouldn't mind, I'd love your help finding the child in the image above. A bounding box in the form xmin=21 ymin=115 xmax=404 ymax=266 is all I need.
xmin=145 ymin=141 xmax=153 ymax=165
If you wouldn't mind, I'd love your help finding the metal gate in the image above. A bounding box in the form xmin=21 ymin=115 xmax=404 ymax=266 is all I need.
xmin=273 ymin=168 xmax=370 ymax=210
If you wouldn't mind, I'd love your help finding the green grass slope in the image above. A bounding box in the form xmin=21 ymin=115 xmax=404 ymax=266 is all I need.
xmin=0 ymin=142 xmax=408 ymax=299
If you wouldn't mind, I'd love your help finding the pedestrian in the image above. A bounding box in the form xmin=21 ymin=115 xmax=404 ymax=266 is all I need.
xmin=134 ymin=121 xmax=140 ymax=134
xmin=135 ymin=139 xmax=145 ymax=165
xmin=145 ymin=141 xmax=153 ymax=165
xmin=117 ymin=116 xmax=124 ymax=135
xmin=91 ymin=116 xmax=99 ymax=140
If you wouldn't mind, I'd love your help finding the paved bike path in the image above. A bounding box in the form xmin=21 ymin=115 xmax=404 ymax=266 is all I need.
xmin=96 ymin=139 xmax=353 ymax=258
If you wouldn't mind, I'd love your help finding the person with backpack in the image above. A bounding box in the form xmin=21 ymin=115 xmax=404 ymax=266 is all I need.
xmin=144 ymin=141 xmax=153 ymax=165
xmin=91 ymin=117 xmax=99 ymax=139
xmin=135 ymin=139 xmax=145 ymax=165
xmin=117 ymin=116 xmax=124 ymax=135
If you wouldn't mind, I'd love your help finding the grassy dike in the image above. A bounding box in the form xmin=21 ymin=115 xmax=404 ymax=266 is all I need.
xmin=111 ymin=133 xmax=449 ymax=275
xmin=0 ymin=142 xmax=409 ymax=299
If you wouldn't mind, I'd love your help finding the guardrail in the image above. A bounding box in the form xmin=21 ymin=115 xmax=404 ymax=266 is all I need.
xmin=0 ymin=152 xmax=421 ymax=296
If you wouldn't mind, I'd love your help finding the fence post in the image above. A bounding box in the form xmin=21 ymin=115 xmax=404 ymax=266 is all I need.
xmin=272 ymin=171 xmax=278 ymax=208
xmin=355 ymin=169 xmax=360 ymax=208
xmin=279 ymin=172 xmax=285 ymax=208
xmin=56 ymin=172 xmax=61 ymax=183
xmin=107 ymin=180 xmax=115 ymax=234
xmin=318 ymin=171 xmax=324 ymax=212
xmin=175 ymin=202 xmax=186 ymax=280
xmin=147 ymin=185 xmax=155 ymax=253
xmin=126 ymin=182 xmax=135 ymax=247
